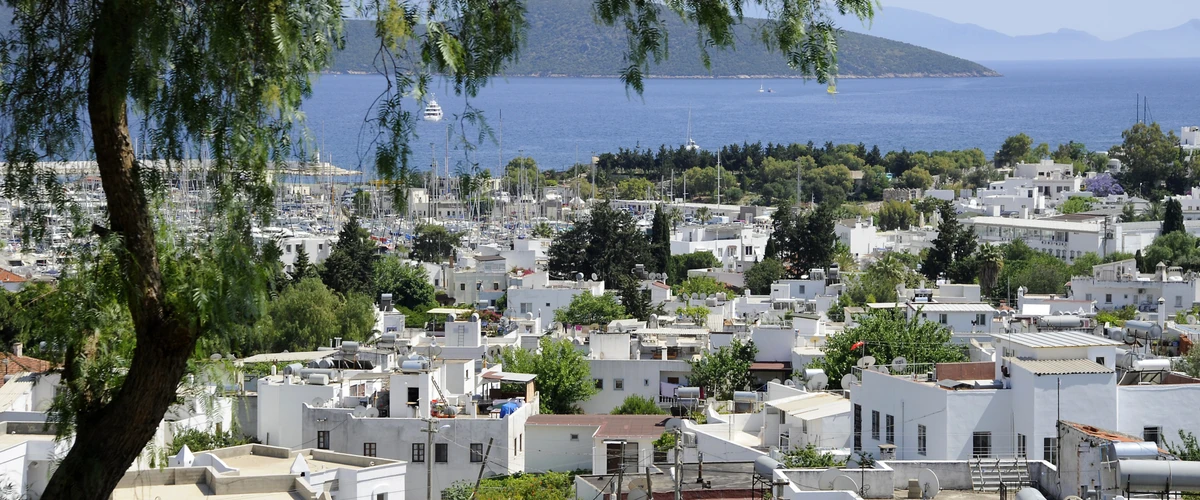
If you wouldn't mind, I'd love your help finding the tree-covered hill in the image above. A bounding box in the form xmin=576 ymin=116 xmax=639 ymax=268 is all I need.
xmin=332 ymin=0 xmax=999 ymax=78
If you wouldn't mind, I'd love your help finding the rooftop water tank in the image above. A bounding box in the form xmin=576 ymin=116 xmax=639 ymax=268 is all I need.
xmin=675 ymin=387 xmax=701 ymax=399
xmin=341 ymin=341 xmax=360 ymax=354
xmin=753 ymin=455 xmax=783 ymax=477
xmin=1117 ymin=459 xmax=1200 ymax=492
xmin=733 ymin=391 xmax=758 ymax=403
xmin=308 ymin=374 xmax=329 ymax=386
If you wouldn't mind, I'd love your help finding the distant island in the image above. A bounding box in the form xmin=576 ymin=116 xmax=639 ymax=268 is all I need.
xmin=330 ymin=0 xmax=1000 ymax=79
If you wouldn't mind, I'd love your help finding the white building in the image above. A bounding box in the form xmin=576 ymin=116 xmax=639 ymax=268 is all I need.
xmin=279 ymin=235 xmax=335 ymax=274
xmin=0 ymin=419 xmax=71 ymax=500
xmin=1068 ymin=259 xmax=1200 ymax=314
xmin=526 ymin=414 xmax=670 ymax=474
xmin=446 ymin=254 xmax=509 ymax=309
xmin=505 ymin=273 xmax=606 ymax=325
xmin=967 ymin=216 xmax=1113 ymax=263
xmin=581 ymin=331 xmax=694 ymax=414
xmin=849 ymin=330 xmax=1200 ymax=464
xmin=905 ymin=302 xmax=998 ymax=337
xmin=669 ymin=223 xmax=769 ymax=273
xmin=835 ymin=218 xmax=887 ymax=260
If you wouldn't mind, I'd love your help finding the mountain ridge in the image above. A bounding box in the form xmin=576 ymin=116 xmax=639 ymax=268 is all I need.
xmin=838 ymin=7 xmax=1200 ymax=61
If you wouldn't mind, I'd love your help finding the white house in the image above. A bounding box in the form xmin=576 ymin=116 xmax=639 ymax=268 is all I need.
xmin=525 ymin=414 xmax=672 ymax=474
xmin=1069 ymin=259 xmax=1200 ymax=314
xmin=581 ymin=331 xmax=693 ymax=414
xmin=835 ymin=218 xmax=887 ymax=260
xmin=967 ymin=216 xmax=1112 ymax=263
xmin=669 ymin=223 xmax=769 ymax=273
xmin=505 ymin=274 xmax=606 ymax=325
xmin=849 ymin=330 xmax=1200 ymax=464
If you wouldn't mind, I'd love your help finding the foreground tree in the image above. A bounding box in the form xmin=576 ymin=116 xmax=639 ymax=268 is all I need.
xmin=498 ymin=338 xmax=598 ymax=414
xmin=745 ymin=258 xmax=786 ymax=295
xmin=410 ymin=224 xmax=461 ymax=263
xmin=688 ymin=339 xmax=758 ymax=399
xmin=0 ymin=0 xmax=873 ymax=496
xmin=768 ymin=201 xmax=837 ymax=278
xmin=811 ymin=310 xmax=965 ymax=389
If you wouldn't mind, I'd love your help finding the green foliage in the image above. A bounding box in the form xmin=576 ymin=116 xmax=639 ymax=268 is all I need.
xmin=267 ymin=278 xmax=374 ymax=352
xmin=654 ymin=431 xmax=677 ymax=452
xmin=689 ymin=339 xmax=758 ymax=400
xmin=549 ymin=201 xmax=651 ymax=284
xmin=991 ymin=240 xmax=1072 ymax=299
xmin=619 ymin=279 xmax=654 ymax=322
xmin=922 ymin=202 xmax=977 ymax=283
xmin=291 ymin=244 xmax=316 ymax=283
xmin=876 ymin=200 xmax=918 ymax=231
xmin=499 ymin=338 xmax=598 ymax=414
xmin=1060 ymin=196 xmax=1097 ymax=214
xmin=975 ymin=244 xmax=1004 ymax=297
xmin=410 ymin=224 xmax=461 ymax=263
xmin=611 ymin=395 xmax=666 ymax=415
xmin=373 ymin=256 xmax=436 ymax=310
xmin=1068 ymin=252 xmax=1103 ymax=277
xmin=675 ymin=276 xmax=728 ymax=297
xmin=1174 ymin=348 xmax=1200 ymax=379
xmin=841 ymin=252 xmax=923 ymax=306
xmin=678 ymin=305 xmax=711 ymax=324
xmin=996 ymin=133 xmax=1033 ymax=168
xmin=1167 ymin=431 xmax=1200 ymax=461
xmin=554 ymin=292 xmax=628 ymax=327
xmin=441 ymin=471 xmax=575 ymax=500
xmin=811 ymin=310 xmax=965 ymax=389
xmin=1141 ymin=232 xmax=1200 ymax=273
xmin=900 ymin=167 xmax=934 ymax=190
xmin=617 ymin=177 xmax=656 ymax=200
xmin=532 ymin=222 xmax=556 ymax=239
xmin=1096 ymin=306 xmax=1137 ymax=327
xmin=1114 ymin=122 xmax=1188 ymax=198
xmin=1165 ymin=199 xmax=1186 ymax=235
xmin=803 ymin=164 xmax=854 ymax=204
xmin=769 ymin=202 xmax=837 ymax=279
xmin=668 ymin=251 xmax=721 ymax=285
xmin=745 ymin=258 xmax=786 ymax=295
xmin=782 ymin=444 xmax=847 ymax=468
xmin=167 ymin=428 xmax=249 ymax=456
xmin=650 ymin=206 xmax=671 ymax=274
xmin=321 ymin=217 xmax=378 ymax=297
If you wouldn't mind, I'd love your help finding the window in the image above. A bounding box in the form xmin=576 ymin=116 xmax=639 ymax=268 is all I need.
xmin=1177 ymin=296 xmax=1184 ymax=308
xmin=871 ymin=411 xmax=880 ymax=440
xmin=377 ymin=494 xmax=388 ymax=500
xmin=493 ymin=282 xmax=500 ymax=291
xmin=570 ymin=434 xmax=580 ymax=441
xmin=1017 ymin=434 xmax=1027 ymax=458
xmin=435 ymin=443 xmax=449 ymax=463
xmin=853 ymin=404 xmax=862 ymax=452
xmin=939 ymin=314 xmax=948 ymax=324
xmin=975 ymin=314 xmax=987 ymax=325
xmin=1144 ymin=426 xmax=1162 ymax=444
xmin=412 ymin=443 xmax=425 ymax=462
xmin=460 ymin=283 xmax=466 ymax=291
xmin=594 ymin=379 xmax=604 ymax=390
xmin=1096 ymin=356 xmax=1105 ymax=366
xmin=644 ymin=379 xmax=650 ymax=387
xmin=918 ymin=425 xmax=927 ymax=456
xmin=1044 ymin=437 xmax=1058 ymax=466
xmin=972 ymin=432 xmax=992 ymax=458
xmin=1106 ymin=293 xmax=1112 ymax=303
xmin=408 ymin=388 xmax=420 ymax=406
xmin=364 ymin=443 xmax=377 ymax=457
xmin=286 ymin=244 xmax=293 ymax=253
xmin=614 ymin=379 xmax=625 ymax=391
xmin=798 ymin=285 xmax=806 ymax=295
xmin=471 ymin=443 xmax=484 ymax=462
xmin=317 ymin=431 xmax=330 ymax=450
xmin=886 ymin=415 xmax=895 ymax=444
xmin=1086 ymin=293 xmax=1093 ymax=301
xmin=519 ymin=302 xmax=532 ymax=314
xmin=780 ymin=431 xmax=790 ymax=449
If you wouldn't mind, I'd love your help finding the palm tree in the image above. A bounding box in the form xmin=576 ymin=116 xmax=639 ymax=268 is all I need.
xmin=976 ymin=243 xmax=1004 ymax=298
xmin=695 ymin=207 xmax=711 ymax=224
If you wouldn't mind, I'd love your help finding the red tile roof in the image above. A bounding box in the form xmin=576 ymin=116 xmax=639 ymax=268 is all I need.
xmin=0 ymin=353 xmax=56 ymax=387
xmin=527 ymin=414 xmax=670 ymax=438
xmin=0 ymin=268 xmax=26 ymax=284
xmin=749 ymin=362 xmax=790 ymax=371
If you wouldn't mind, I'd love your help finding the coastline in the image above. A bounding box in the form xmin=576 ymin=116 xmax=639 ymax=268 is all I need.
xmin=328 ymin=70 xmax=1003 ymax=78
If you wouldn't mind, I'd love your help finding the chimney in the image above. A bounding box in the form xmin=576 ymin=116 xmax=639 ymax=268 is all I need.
xmin=12 ymin=342 xmax=22 ymax=358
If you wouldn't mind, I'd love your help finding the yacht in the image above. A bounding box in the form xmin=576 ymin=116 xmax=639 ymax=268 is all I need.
xmin=423 ymin=95 xmax=444 ymax=121
xmin=684 ymin=108 xmax=699 ymax=151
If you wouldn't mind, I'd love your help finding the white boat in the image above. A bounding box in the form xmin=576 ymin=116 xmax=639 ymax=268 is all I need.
xmin=423 ymin=95 xmax=443 ymax=121
xmin=758 ymin=82 xmax=765 ymax=93
xmin=684 ymin=108 xmax=699 ymax=151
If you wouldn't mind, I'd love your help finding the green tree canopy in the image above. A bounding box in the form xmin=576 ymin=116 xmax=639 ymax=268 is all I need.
xmin=668 ymin=251 xmax=721 ymax=285
xmin=1114 ymin=122 xmax=1187 ymax=198
xmin=1060 ymin=196 xmax=1097 ymax=215
xmin=373 ymin=256 xmax=436 ymax=310
xmin=876 ymin=200 xmax=918 ymax=231
xmin=922 ymin=202 xmax=977 ymax=283
xmin=1164 ymin=198 xmax=1185 ymax=235
xmin=995 ymin=133 xmax=1033 ymax=168
xmin=548 ymin=201 xmax=650 ymax=284
xmin=611 ymin=395 xmax=666 ymax=415
xmin=899 ymin=167 xmax=933 ymax=190
xmin=498 ymin=338 xmax=597 ymax=414
xmin=268 ymin=278 xmax=374 ymax=352
xmin=1141 ymin=231 xmax=1200 ymax=273
xmin=675 ymin=276 xmax=729 ymax=297
xmin=411 ymin=224 xmax=461 ymax=263
xmin=617 ymin=177 xmax=656 ymax=200
xmin=811 ymin=310 xmax=965 ymax=389
xmin=554 ymin=292 xmax=628 ymax=327
xmin=321 ymin=217 xmax=378 ymax=297
xmin=745 ymin=258 xmax=786 ymax=295
xmin=768 ymin=201 xmax=837 ymax=278
xmin=688 ymin=339 xmax=758 ymax=399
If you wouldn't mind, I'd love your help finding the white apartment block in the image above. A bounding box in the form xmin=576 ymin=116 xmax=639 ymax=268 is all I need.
xmin=967 ymin=216 xmax=1113 ymax=263
xmin=505 ymin=273 xmax=605 ymax=324
xmin=581 ymin=331 xmax=694 ymax=414
xmin=670 ymin=223 xmax=769 ymax=272
xmin=1068 ymin=259 xmax=1200 ymax=314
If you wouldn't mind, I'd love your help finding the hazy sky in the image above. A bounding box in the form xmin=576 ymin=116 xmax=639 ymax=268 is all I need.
xmin=875 ymin=0 xmax=1200 ymax=40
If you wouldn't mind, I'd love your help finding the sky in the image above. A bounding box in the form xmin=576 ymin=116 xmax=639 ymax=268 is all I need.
xmin=875 ymin=0 xmax=1200 ymax=40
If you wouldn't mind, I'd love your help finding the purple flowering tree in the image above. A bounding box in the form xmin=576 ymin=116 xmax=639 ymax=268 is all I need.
xmin=1086 ymin=174 xmax=1124 ymax=197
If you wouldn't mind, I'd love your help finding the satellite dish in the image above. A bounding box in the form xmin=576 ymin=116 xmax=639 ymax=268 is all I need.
xmin=1188 ymin=315 xmax=1197 ymax=325
xmin=818 ymin=468 xmax=842 ymax=490
xmin=591 ymin=273 xmax=598 ymax=281
xmin=628 ymin=477 xmax=649 ymax=492
xmin=806 ymin=372 xmax=829 ymax=391
xmin=919 ymin=468 xmax=941 ymax=499
xmin=856 ymin=356 xmax=877 ymax=369
xmin=784 ymin=379 xmax=797 ymax=387
xmin=891 ymin=357 xmax=909 ymax=373
xmin=770 ymin=378 xmax=782 ymax=385
xmin=875 ymin=366 xmax=890 ymax=375
xmin=209 ymin=353 xmax=222 ymax=361
xmin=365 ymin=407 xmax=379 ymax=418
xmin=832 ymin=475 xmax=860 ymax=492
xmin=311 ymin=397 xmax=327 ymax=408
xmin=840 ymin=373 xmax=858 ymax=388
xmin=352 ymin=406 xmax=368 ymax=418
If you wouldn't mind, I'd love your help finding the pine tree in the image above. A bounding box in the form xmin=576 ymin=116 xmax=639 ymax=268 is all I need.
xmin=650 ymin=206 xmax=671 ymax=273
xmin=292 ymin=244 xmax=312 ymax=284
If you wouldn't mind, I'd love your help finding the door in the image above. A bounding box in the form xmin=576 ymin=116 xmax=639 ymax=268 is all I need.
xmin=606 ymin=443 xmax=623 ymax=474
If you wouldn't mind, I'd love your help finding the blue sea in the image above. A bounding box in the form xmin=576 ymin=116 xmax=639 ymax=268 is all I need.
xmin=300 ymin=59 xmax=1200 ymax=176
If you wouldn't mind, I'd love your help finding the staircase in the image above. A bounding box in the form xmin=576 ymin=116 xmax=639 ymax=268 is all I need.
xmin=971 ymin=457 xmax=1030 ymax=492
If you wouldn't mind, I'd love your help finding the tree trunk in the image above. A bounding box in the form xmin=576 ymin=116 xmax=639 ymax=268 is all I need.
xmin=39 ymin=0 xmax=199 ymax=498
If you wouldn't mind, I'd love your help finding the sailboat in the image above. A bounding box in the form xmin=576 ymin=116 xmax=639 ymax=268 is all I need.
xmin=758 ymin=81 xmax=765 ymax=93
xmin=827 ymin=75 xmax=839 ymax=95
xmin=684 ymin=108 xmax=699 ymax=151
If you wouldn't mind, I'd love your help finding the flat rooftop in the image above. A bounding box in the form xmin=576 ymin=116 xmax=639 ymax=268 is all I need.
xmin=111 ymin=483 xmax=301 ymax=500
xmin=993 ymin=331 xmax=1121 ymax=348
xmin=220 ymin=451 xmax=363 ymax=476
xmin=578 ymin=461 xmax=755 ymax=496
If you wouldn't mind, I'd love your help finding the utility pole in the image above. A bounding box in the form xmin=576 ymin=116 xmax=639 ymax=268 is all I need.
xmin=469 ymin=438 xmax=495 ymax=500
xmin=422 ymin=418 xmax=439 ymax=500
xmin=616 ymin=441 xmax=626 ymax=499
xmin=674 ymin=429 xmax=683 ymax=500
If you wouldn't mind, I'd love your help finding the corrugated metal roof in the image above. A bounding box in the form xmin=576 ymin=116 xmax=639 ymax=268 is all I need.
xmin=994 ymin=331 xmax=1121 ymax=348
xmin=967 ymin=216 xmax=1101 ymax=232
xmin=1005 ymin=357 xmax=1113 ymax=375
xmin=909 ymin=303 xmax=997 ymax=313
